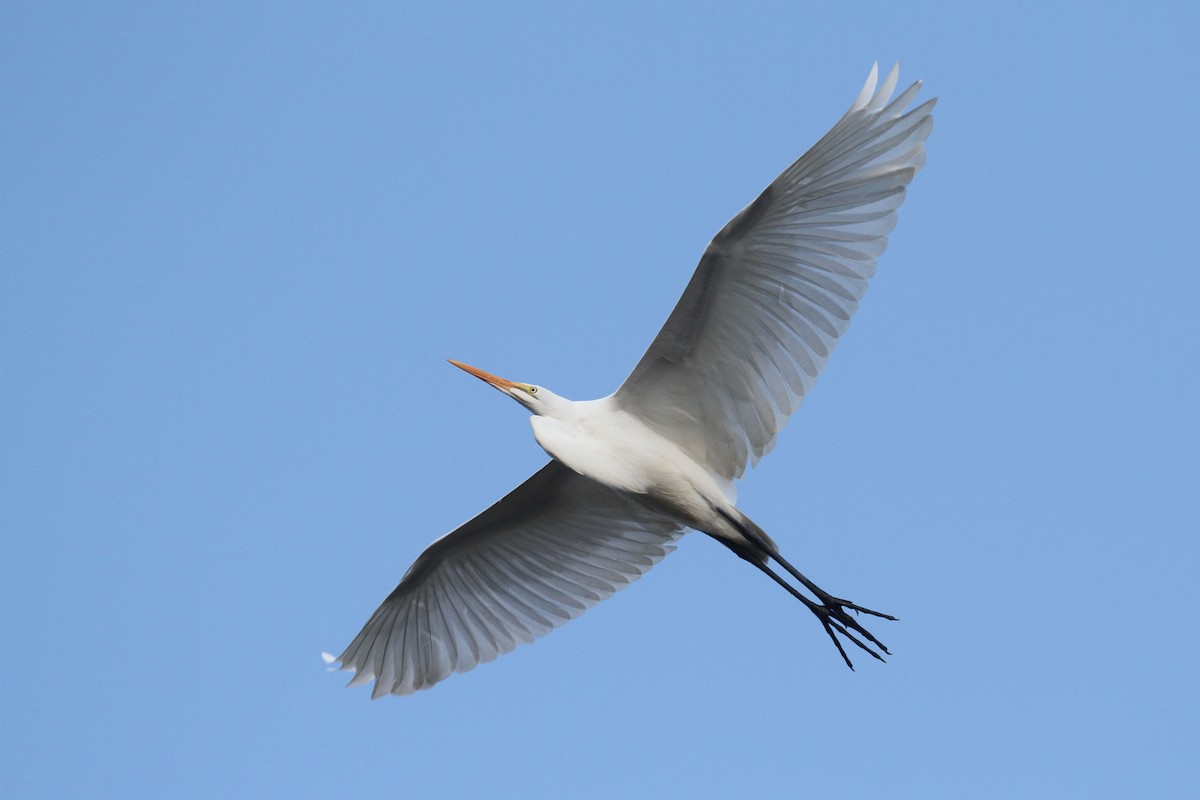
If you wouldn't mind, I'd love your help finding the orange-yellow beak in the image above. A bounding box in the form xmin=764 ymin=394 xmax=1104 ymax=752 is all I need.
xmin=448 ymin=359 xmax=518 ymax=391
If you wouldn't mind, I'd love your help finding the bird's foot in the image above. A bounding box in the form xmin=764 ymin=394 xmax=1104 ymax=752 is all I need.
xmin=804 ymin=589 xmax=894 ymax=670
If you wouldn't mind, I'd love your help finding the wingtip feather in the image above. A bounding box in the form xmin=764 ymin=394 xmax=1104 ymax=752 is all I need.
xmin=851 ymin=63 xmax=879 ymax=111
xmin=865 ymin=63 xmax=901 ymax=113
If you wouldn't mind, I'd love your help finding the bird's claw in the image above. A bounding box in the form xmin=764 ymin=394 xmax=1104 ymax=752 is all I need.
xmin=806 ymin=592 xmax=893 ymax=670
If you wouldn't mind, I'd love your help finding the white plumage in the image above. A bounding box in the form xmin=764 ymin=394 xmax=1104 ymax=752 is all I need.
xmin=334 ymin=64 xmax=934 ymax=697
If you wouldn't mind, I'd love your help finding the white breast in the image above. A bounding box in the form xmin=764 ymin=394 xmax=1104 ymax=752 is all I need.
xmin=529 ymin=397 xmax=734 ymax=527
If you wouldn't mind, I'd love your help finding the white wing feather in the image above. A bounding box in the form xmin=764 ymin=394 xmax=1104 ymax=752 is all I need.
xmin=335 ymin=461 xmax=684 ymax=696
xmin=616 ymin=64 xmax=935 ymax=480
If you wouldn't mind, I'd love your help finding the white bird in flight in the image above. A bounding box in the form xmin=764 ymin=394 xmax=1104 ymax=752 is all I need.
xmin=332 ymin=64 xmax=934 ymax=697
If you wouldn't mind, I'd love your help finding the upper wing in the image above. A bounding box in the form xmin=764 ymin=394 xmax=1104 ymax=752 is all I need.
xmin=334 ymin=460 xmax=685 ymax=697
xmin=615 ymin=64 xmax=935 ymax=480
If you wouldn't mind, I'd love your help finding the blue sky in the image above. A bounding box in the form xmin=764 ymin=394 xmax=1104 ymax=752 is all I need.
xmin=3 ymin=2 xmax=1197 ymax=798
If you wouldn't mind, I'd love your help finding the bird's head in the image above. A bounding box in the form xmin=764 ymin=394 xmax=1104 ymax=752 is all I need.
xmin=448 ymin=360 xmax=563 ymax=416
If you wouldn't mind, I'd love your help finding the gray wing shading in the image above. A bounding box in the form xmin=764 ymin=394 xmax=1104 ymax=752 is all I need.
xmin=615 ymin=63 xmax=935 ymax=481
xmin=334 ymin=461 xmax=685 ymax=697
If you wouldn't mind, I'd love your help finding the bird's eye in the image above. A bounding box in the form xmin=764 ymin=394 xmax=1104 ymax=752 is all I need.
xmin=528 ymin=386 xmax=538 ymax=395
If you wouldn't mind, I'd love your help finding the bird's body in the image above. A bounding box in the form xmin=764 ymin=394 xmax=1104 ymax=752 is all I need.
xmin=333 ymin=64 xmax=935 ymax=697
xmin=530 ymin=395 xmax=736 ymax=538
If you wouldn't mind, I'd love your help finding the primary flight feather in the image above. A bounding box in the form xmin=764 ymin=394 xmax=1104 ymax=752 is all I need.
xmin=334 ymin=63 xmax=934 ymax=697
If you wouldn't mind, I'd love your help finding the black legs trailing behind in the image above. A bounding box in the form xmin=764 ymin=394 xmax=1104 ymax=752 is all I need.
xmin=713 ymin=509 xmax=895 ymax=670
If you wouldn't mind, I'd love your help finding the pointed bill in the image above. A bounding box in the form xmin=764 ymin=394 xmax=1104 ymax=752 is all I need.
xmin=448 ymin=359 xmax=517 ymax=391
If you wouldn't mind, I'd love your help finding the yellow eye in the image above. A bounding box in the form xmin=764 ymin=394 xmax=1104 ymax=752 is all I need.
xmin=528 ymin=386 xmax=538 ymax=395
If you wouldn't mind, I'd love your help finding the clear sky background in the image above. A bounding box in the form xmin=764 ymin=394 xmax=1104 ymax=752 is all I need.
xmin=3 ymin=2 xmax=1197 ymax=798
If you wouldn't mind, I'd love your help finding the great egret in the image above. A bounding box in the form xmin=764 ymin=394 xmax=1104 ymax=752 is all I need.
xmin=332 ymin=64 xmax=934 ymax=697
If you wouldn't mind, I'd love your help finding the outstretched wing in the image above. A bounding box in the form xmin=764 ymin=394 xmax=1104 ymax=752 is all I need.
xmin=334 ymin=461 xmax=685 ymax=697
xmin=615 ymin=64 xmax=935 ymax=480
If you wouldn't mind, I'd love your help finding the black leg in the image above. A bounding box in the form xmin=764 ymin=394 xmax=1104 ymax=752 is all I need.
xmin=710 ymin=508 xmax=895 ymax=669
xmin=740 ymin=555 xmax=889 ymax=670
xmin=766 ymin=549 xmax=896 ymax=655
